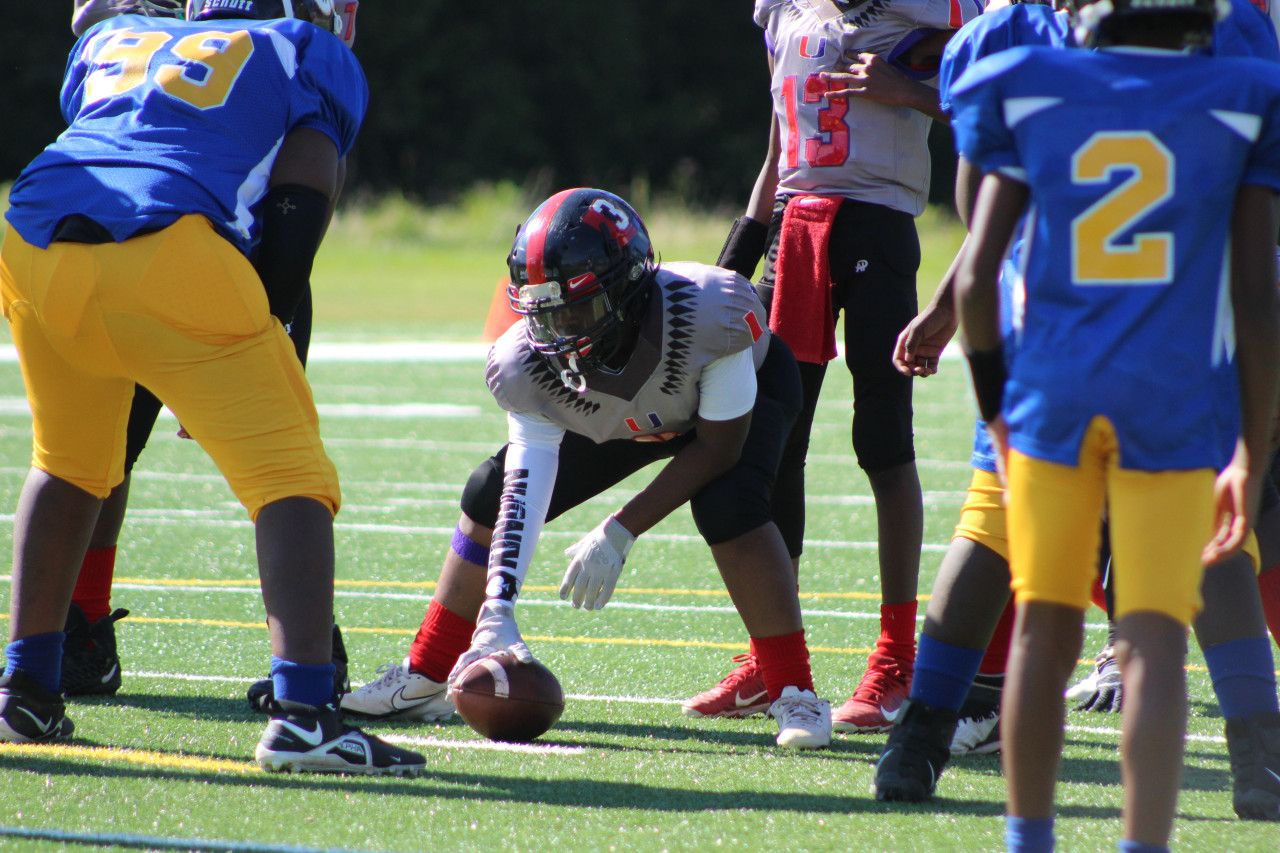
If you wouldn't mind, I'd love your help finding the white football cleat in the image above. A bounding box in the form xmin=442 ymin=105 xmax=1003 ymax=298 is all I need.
xmin=950 ymin=710 xmax=1001 ymax=757
xmin=770 ymin=686 xmax=832 ymax=749
xmin=340 ymin=657 xmax=454 ymax=721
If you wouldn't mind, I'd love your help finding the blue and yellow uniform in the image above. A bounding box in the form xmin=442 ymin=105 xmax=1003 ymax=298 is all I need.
xmin=940 ymin=0 xmax=1276 ymax=566
xmin=951 ymin=47 xmax=1280 ymax=621
xmin=0 ymin=14 xmax=367 ymax=516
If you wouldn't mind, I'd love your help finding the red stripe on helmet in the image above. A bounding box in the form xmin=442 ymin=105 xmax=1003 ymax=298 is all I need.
xmin=522 ymin=189 xmax=578 ymax=285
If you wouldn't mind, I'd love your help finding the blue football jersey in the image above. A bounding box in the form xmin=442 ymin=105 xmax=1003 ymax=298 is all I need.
xmin=5 ymin=15 xmax=368 ymax=254
xmin=939 ymin=4 xmax=1069 ymax=117
xmin=1213 ymin=0 xmax=1280 ymax=60
xmin=939 ymin=4 xmax=1066 ymax=473
xmin=952 ymin=48 xmax=1280 ymax=472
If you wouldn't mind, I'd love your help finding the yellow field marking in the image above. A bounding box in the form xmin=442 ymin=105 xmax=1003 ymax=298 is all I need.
xmin=106 ymin=576 xmax=896 ymax=602
xmin=0 ymin=742 xmax=259 ymax=774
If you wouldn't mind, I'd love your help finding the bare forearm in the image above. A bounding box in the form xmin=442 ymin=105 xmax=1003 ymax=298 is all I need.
xmin=615 ymin=428 xmax=743 ymax=536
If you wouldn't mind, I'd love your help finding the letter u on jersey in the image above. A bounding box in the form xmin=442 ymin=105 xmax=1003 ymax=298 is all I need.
xmin=799 ymin=36 xmax=826 ymax=59
xmin=625 ymin=413 xmax=663 ymax=433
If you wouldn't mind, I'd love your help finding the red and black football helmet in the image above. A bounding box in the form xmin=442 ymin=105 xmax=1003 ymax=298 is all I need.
xmin=508 ymin=189 xmax=655 ymax=393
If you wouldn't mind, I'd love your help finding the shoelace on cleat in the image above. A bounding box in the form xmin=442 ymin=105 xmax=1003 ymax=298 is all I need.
xmin=370 ymin=662 xmax=408 ymax=687
xmin=851 ymin=661 xmax=908 ymax=703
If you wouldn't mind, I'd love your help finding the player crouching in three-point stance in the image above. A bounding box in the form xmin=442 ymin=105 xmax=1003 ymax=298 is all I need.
xmin=951 ymin=0 xmax=1280 ymax=847
xmin=0 ymin=0 xmax=424 ymax=775
xmin=342 ymin=188 xmax=833 ymax=749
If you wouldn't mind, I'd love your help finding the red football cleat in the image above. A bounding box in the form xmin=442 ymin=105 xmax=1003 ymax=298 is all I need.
xmin=681 ymin=653 xmax=771 ymax=719
xmin=832 ymin=651 xmax=912 ymax=734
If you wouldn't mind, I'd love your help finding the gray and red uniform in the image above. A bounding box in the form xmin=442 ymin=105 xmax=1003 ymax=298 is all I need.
xmin=753 ymin=0 xmax=981 ymax=556
xmin=459 ymin=262 xmax=801 ymax=600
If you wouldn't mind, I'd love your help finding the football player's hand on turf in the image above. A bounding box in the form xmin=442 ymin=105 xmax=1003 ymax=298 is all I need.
xmin=447 ymin=599 xmax=533 ymax=696
xmin=1073 ymin=650 xmax=1123 ymax=713
xmin=561 ymin=515 xmax=635 ymax=610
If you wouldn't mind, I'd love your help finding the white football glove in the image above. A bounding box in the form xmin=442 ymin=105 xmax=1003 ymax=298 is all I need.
xmin=560 ymin=515 xmax=636 ymax=611
xmin=447 ymin=598 xmax=534 ymax=697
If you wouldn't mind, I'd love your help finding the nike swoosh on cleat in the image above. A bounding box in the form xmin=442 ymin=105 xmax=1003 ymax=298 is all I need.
xmin=390 ymin=686 xmax=433 ymax=712
xmin=735 ymin=690 xmax=768 ymax=708
xmin=881 ymin=704 xmax=904 ymax=724
xmin=15 ymin=705 xmax=56 ymax=735
xmin=100 ymin=664 xmax=119 ymax=685
xmin=1266 ymin=767 xmax=1280 ymax=787
xmin=278 ymin=719 xmax=325 ymax=747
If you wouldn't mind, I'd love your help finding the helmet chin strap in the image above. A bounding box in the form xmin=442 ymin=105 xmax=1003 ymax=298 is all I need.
xmin=560 ymin=353 xmax=589 ymax=394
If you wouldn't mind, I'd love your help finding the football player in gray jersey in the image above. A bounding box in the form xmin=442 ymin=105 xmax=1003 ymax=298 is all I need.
xmin=693 ymin=0 xmax=980 ymax=732
xmin=342 ymin=189 xmax=833 ymax=748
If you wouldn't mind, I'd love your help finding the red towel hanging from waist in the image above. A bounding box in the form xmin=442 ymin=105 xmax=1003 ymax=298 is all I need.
xmin=769 ymin=195 xmax=840 ymax=364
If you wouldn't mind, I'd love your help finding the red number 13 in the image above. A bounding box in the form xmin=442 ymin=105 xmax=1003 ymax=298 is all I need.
xmin=781 ymin=73 xmax=849 ymax=169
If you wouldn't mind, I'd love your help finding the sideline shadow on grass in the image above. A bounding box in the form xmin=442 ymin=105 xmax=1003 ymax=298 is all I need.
xmin=71 ymin=692 xmax=253 ymax=724
xmin=0 ymin=752 xmax=1016 ymax=817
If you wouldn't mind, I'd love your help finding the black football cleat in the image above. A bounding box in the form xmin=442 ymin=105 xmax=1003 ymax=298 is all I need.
xmin=872 ymin=699 xmax=957 ymax=802
xmin=256 ymin=699 xmax=426 ymax=776
xmin=62 ymin=605 xmax=128 ymax=696
xmin=0 ymin=669 xmax=75 ymax=744
xmin=1225 ymin=710 xmax=1280 ymax=821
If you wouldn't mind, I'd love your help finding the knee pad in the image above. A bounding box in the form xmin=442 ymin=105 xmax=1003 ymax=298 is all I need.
xmin=459 ymin=454 xmax=504 ymax=528
xmin=692 ymin=475 xmax=775 ymax=546
xmin=852 ymin=390 xmax=915 ymax=472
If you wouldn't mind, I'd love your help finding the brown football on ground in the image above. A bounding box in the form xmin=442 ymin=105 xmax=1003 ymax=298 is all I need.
xmin=452 ymin=651 xmax=565 ymax=742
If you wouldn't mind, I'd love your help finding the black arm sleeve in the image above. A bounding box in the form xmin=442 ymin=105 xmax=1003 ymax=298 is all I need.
xmin=716 ymin=216 xmax=769 ymax=281
xmin=963 ymin=345 xmax=1008 ymax=423
xmin=287 ymin=287 xmax=313 ymax=368
xmin=253 ymin=183 xmax=330 ymax=326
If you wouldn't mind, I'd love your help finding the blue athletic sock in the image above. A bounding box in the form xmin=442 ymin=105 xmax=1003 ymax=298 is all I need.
xmin=1203 ymin=636 xmax=1279 ymax=719
xmin=1117 ymin=841 xmax=1168 ymax=853
xmin=1005 ymin=816 xmax=1054 ymax=853
xmin=270 ymin=656 xmax=336 ymax=708
xmin=911 ymin=634 xmax=986 ymax=712
xmin=4 ymin=632 xmax=65 ymax=694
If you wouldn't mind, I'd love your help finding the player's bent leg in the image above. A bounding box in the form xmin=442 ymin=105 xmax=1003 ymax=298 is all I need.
xmin=705 ymin=525 xmax=831 ymax=749
xmin=343 ymin=515 xmax=491 ymax=721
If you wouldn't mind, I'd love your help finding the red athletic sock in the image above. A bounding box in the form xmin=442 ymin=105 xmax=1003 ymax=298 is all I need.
xmin=751 ymin=631 xmax=814 ymax=700
xmin=1089 ymin=575 xmax=1107 ymax=613
xmin=72 ymin=546 xmax=117 ymax=624
xmin=979 ymin=598 xmax=1015 ymax=675
xmin=1260 ymin=565 xmax=1280 ymax=649
xmin=408 ymin=600 xmax=476 ymax=683
xmin=875 ymin=601 xmax=918 ymax=664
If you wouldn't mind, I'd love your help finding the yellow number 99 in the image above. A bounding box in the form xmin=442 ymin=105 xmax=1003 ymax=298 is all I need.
xmin=83 ymin=29 xmax=254 ymax=112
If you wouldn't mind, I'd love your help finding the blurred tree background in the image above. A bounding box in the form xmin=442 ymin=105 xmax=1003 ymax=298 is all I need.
xmin=0 ymin=1 xmax=958 ymax=211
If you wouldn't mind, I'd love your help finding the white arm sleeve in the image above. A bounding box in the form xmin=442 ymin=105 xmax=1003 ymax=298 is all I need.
xmin=697 ymin=348 xmax=757 ymax=421
xmin=485 ymin=411 xmax=564 ymax=601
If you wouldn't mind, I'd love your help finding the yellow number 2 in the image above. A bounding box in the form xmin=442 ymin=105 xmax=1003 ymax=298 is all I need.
xmin=84 ymin=28 xmax=254 ymax=112
xmin=1070 ymin=132 xmax=1174 ymax=285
